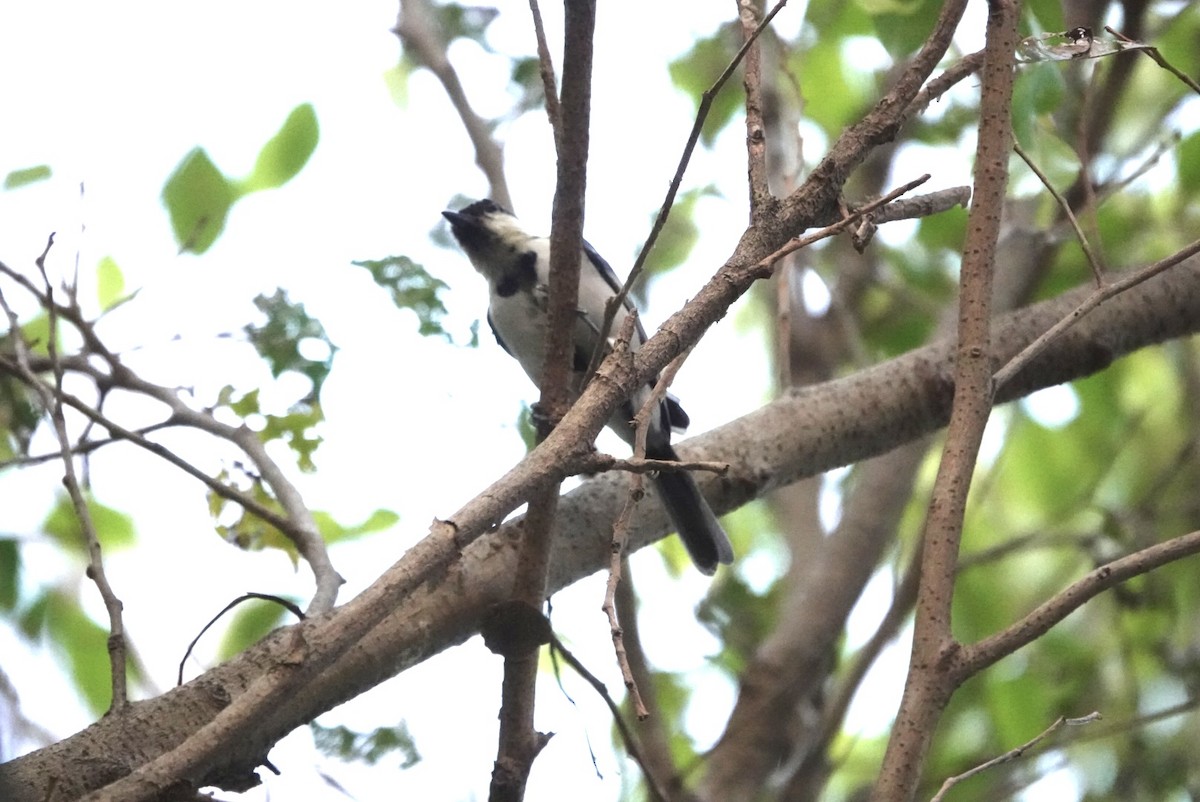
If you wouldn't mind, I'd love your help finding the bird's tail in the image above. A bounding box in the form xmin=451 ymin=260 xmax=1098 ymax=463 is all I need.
xmin=647 ymin=442 xmax=734 ymax=575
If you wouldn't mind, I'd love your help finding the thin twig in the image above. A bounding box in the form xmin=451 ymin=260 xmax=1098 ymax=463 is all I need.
xmin=929 ymin=713 xmax=1101 ymax=802
xmin=0 ymin=258 xmax=343 ymax=613
xmin=0 ymin=420 xmax=175 ymax=468
xmin=601 ymin=313 xmax=653 ymax=721
xmin=527 ymin=0 xmax=561 ymax=139
xmin=961 ymin=528 xmax=1200 ymax=675
xmin=547 ymin=633 xmax=671 ymax=802
xmin=906 ymin=50 xmax=985 ymax=118
xmin=177 ymin=593 xmax=305 ymax=686
xmin=1061 ymin=698 xmax=1196 ymax=747
xmin=584 ymin=0 xmax=791 ymax=384
xmin=756 ymin=174 xmax=930 ymax=269
xmin=613 ymin=561 xmax=681 ymax=797
xmin=17 ymin=236 xmax=129 ymax=711
xmin=580 ymin=453 xmax=729 ymax=477
xmin=993 ymin=236 xmax=1200 ymax=391
xmin=0 ymin=355 xmax=301 ymax=538
xmin=1013 ymin=141 xmax=1104 ymax=285
xmin=602 ymin=326 xmax=694 ymax=722
xmin=1106 ymin=26 xmax=1200 ymax=95
xmin=394 ymin=0 xmax=512 ymax=210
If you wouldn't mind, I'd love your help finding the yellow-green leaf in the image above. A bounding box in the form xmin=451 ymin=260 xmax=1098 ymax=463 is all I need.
xmin=95 ymin=256 xmax=126 ymax=311
xmin=162 ymin=147 xmax=236 ymax=254
xmin=243 ymin=103 xmax=319 ymax=192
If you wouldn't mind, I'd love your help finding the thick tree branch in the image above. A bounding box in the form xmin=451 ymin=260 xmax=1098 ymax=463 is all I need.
xmin=873 ymin=2 xmax=1019 ymax=799
xmin=490 ymin=1 xmax=596 ymax=798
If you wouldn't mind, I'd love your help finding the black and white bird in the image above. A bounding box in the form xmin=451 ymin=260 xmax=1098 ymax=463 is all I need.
xmin=442 ymin=199 xmax=733 ymax=575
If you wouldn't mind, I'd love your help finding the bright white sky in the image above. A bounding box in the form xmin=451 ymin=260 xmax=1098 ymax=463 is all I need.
xmin=0 ymin=2 xmax=1090 ymax=801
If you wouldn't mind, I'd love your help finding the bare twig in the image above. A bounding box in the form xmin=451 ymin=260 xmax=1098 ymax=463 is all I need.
xmin=0 ymin=356 xmax=302 ymax=540
xmin=527 ymin=0 xmax=561 ymax=138
xmin=580 ymin=452 xmax=729 ymax=477
xmin=993 ymin=236 xmax=1200 ymax=391
xmin=906 ymin=51 xmax=985 ymax=118
xmin=613 ymin=562 xmax=682 ymax=798
xmin=2 ymin=237 xmax=130 ymax=711
xmin=1065 ymin=698 xmax=1196 ymax=747
xmin=177 ymin=593 xmax=305 ymax=686
xmin=0 ymin=259 xmax=344 ymax=613
xmin=757 ymin=175 xmax=931 ymax=269
xmin=601 ymin=315 xmax=649 ymax=720
xmin=0 ymin=420 xmax=174 ymax=468
xmin=961 ymin=528 xmax=1200 ymax=674
xmin=1013 ymin=141 xmax=1105 ymax=284
xmin=929 ymin=713 xmax=1101 ymax=802
xmin=601 ymin=330 xmax=692 ymax=722
xmin=547 ymin=633 xmax=671 ymax=802
xmin=394 ymin=0 xmax=512 ymax=210
xmin=584 ymin=0 xmax=791 ymax=384
xmin=1105 ymin=26 xmax=1200 ymax=96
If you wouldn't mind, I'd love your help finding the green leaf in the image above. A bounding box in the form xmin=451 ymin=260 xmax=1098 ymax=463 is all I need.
xmin=353 ymin=256 xmax=450 ymax=339
xmin=41 ymin=493 xmax=137 ymax=553
xmin=0 ymin=538 xmax=19 ymax=610
xmin=95 ymin=256 xmax=126 ymax=311
xmin=311 ymin=721 xmax=421 ymax=768
xmin=17 ymin=589 xmax=48 ymax=639
xmin=433 ymin=4 xmax=499 ymax=47
xmin=509 ymin=56 xmax=545 ymax=116
xmin=245 ymin=289 xmax=337 ymax=400
xmin=227 ymin=388 xmax=261 ymax=417
xmin=211 ymin=475 xmax=291 ymax=557
xmin=1179 ymin=130 xmax=1200 ymax=195
xmin=4 ymin=165 xmax=52 ymax=190
xmin=1011 ymin=63 xmax=1066 ymax=150
xmin=794 ymin=37 xmax=863 ymax=135
xmin=161 ymin=147 xmax=237 ymax=254
xmin=868 ymin=0 xmax=942 ymax=57
xmin=218 ymin=389 xmax=325 ymax=473
xmin=43 ymin=590 xmax=116 ymax=715
xmin=643 ymin=185 xmax=716 ymax=280
xmin=218 ymin=597 xmax=292 ymax=660
xmin=384 ymin=58 xmax=415 ymax=108
xmin=0 ymin=364 xmax=44 ymax=458
xmin=15 ymin=313 xmax=57 ymax=358
xmin=260 ymin=405 xmax=325 ymax=472
xmin=242 ymin=103 xmax=319 ymax=192
xmin=313 ymin=508 xmax=400 ymax=544
xmin=516 ymin=403 xmax=537 ymax=453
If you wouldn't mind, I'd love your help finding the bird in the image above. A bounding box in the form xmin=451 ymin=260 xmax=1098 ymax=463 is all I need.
xmin=442 ymin=199 xmax=734 ymax=574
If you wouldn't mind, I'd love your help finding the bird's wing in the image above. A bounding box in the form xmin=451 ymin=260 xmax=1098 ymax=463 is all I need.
xmin=581 ymin=238 xmax=648 ymax=344
xmin=486 ymin=308 xmax=514 ymax=357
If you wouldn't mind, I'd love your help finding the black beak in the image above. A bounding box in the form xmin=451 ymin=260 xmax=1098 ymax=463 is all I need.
xmin=442 ymin=209 xmax=488 ymax=249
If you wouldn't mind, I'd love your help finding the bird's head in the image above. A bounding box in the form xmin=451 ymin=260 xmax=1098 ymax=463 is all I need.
xmin=442 ymin=200 xmax=534 ymax=268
